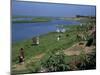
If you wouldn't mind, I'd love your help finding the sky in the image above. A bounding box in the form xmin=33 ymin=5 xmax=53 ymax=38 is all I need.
xmin=12 ymin=0 xmax=96 ymax=17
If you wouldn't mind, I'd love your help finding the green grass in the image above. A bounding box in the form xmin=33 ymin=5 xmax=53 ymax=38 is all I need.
xmin=12 ymin=29 xmax=78 ymax=64
xmin=12 ymin=25 xmax=80 ymax=64
xmin=60 ymin=17 xmax=82 ymax=21
xmin=12 ymin=23 xmax=95 ymax=74
xmin=12 ymin=25 xmax=79 ymax=67
xmin=12 ymin=17 xmax=53 ymax=23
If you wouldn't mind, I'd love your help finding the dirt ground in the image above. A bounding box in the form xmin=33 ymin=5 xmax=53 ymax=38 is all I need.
xmin=64 ymin=41 xmax=95 ymax=56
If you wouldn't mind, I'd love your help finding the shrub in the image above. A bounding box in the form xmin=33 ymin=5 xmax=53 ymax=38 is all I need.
xmin=76 ymin=50 xmax=96 ymax=70
xmin=40 ymin=50 xmax=70 ymax=72
xmin=86 ymin=37 xmax=93 ymax=46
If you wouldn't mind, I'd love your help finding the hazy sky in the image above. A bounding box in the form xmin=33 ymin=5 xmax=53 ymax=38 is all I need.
xmin=12 ymin=0 xmax=96 ymax=17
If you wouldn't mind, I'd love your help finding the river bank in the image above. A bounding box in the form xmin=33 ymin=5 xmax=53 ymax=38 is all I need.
xmin=12 ymin=24 xmax=81 ymax=63
xmin=12 ymin=22 xmax=96 ymax=74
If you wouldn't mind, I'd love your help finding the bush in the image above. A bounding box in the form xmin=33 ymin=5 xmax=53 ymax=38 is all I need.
xmin=86 ymin=37 xmax=93 ymax=46
xmin=76 ymin=50 xmax=96 ymax=70
xmin=40 ymin=50 xmax=70 ymax=72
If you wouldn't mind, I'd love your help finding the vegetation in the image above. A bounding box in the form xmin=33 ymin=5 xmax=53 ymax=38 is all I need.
xmin=76 ymin=49 xmax=96 ymax=70
xmin=61 ymin=16 xmax=96 ymax=24
xmin=12 ymin=17 xmax=96 ymax=74
xmin=12 ymin=25 xmax=78 ymax=64
xmin=12 ymin=17 xmax=53 ymax=23
xmin=40 ymin=50 xmax=70 ymax=72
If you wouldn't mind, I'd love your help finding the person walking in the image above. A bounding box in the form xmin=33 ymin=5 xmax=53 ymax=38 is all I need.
xmin=18 ymin=48 xmax=25 ymax=64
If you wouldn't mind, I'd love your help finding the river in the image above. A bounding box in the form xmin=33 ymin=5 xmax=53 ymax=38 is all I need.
xmin=12 ymin=19 xmax=80 ymax=42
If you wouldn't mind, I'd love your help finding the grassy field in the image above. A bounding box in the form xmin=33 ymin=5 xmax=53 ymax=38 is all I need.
xmin=12 ymin=25 xmax=78 ymax=63
xmin=12 ymin=19 xmax=96 ymax=74
xmin=12 ymin=25 xmax=79 ymax=72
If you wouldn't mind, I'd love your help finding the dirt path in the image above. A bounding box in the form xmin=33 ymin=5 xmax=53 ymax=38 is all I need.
xmin=12 ymin=53 xmax=45 ymax=71
xmin=64 ymin=41 xmax=95 ymax=56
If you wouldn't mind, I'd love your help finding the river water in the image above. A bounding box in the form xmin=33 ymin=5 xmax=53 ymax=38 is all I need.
xmin=12 ymin=19 xmax=80 ymax=42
